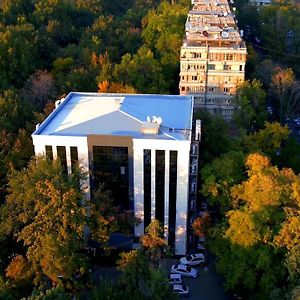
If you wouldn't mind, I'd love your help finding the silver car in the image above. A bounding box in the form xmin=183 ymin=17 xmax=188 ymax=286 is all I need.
xmin=170 ymin=264 xmax=198 ymax=278
xmin=180 ymin=253 xmax=205 ymax=266
xmin=172 ymin=284 xmax=190 ymax=297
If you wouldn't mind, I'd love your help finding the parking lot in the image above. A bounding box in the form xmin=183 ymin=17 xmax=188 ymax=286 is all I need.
xmin=162 ymin=256 xmax=233 ymax=300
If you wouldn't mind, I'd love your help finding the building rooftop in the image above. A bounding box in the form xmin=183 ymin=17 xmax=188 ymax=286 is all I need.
xmin=32 ymin=92 xmax=194 ymax=141
xmin=184 ymin=0 xmax=245 ymax=48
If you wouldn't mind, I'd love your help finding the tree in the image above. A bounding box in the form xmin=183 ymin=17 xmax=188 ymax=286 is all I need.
xmin=98 ymin=81 xmax=136 ymax=94
xmin=242 ymin=121 xmax=290 ymax=159
xmin=114 ymin=46 xmax=167 ymax=93
xmin=21 ymin=70 xmax=57 ymax=111
xmin=194 ymin=109 xmax=233 ymax=164
xmin=89 ymin=188 xmax=135 ymax=252
xmin=211 ymin=153 xmax=300 ymax=299
xmin=1 ymin=157 xmax=89 ymax=288
xmin=117 ymin=220 xmax=174 ymax=300
xmin=192 ymin=212 xmax=211 ymax=238
xmin=140 ymin=219 xmax=166 ymax=267
xmin=233 ymin=79 xmax=267 ymax=131
xmin=141 ymin=1 xmax=189 ymax=92
xmin=0 ymin=23 xmax=38 ymax=89
xmin=201 ymin=151 xmax=246 ymax=214
xmin=271 ymin=68 xmax=297 ymax=121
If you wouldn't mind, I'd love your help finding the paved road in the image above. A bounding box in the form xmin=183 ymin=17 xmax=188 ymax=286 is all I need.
xmin=287 ymin=119 xmax=300 ymax=143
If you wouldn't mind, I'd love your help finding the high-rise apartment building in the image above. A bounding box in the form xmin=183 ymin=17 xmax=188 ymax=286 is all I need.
xmin=179 ymin=0 xmax=247 ymax=119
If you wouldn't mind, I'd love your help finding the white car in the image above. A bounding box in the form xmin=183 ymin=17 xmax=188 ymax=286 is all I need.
xmin=170 ymin=264 xmax=198 ymax=278
xmin=172 ymin=284 xmax=190 ymax=297
xmin=168 ymin=273 xmax=183 ymax=285
xmin=180 ymin=254 xmax=205 ymax=266
xmin=197 ymin=242 xmax=206 ymax=252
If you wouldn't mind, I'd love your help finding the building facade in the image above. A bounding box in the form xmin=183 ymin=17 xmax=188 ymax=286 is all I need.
xmin=179 ymin=0 xmax=247 ymax=119
xmin=32 ymin=92 xmax=199 ymax=255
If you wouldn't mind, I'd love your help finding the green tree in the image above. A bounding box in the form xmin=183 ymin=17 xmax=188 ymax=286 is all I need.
xmin=194 ymin=109 xmax=233 ymax=164
xmin=211 ymin=153 xmax=300 ymax=299
xmin=114 ymin=46 xmax=167 ymax=93
xmin=233 ymin=79 xmax=267 ymax=131
xmin=141 ymin=1 xmax=189 ymax=92
xmin=0 ymin=23 xmax=38 ymax=89
xmin=1 ymin=157 xmax=88 ymax=288
xmin=242 ymin=121 xmax=290 ymax=159
xmin=201 ymin=151 xmax=246 ymax=214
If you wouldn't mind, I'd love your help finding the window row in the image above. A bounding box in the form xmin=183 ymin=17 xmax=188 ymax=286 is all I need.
xmin=181 ymin=86 xmax=236 ymax=94
xmin=45 ymin=145 xmax=78 ymax=173
xmin=181 ymin=63 xmax=244 ymax=71
xmin=181 ymin=52 xmax=246 ymax=61
xmin=181 ymin=75 xmax=244 ymax=83
xmin=194 ymin=97 xmax=233 ymax=105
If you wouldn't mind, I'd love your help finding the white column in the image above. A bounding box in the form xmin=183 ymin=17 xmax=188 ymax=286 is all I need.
xmin=53 ymin=145 xmax=58 ymax=159
xmin=164 ymin=150 xmax=170 ymax=241
xmin=34 ymin=143 xmax=46 ymax=156
xmin=66 ymin=146 xmax=72 ymax=175
xmin=151 ymin=149 xmax=156 ymax=220
xmin=77 ymin=142 xmax=91 ymax=201
xmin=133 ymin=146 xmax=144 ymax=236
xmin=175 ymin=144 xmax=190 ymax=255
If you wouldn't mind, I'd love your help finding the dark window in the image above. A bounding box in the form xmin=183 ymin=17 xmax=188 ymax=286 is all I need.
xmin=93 ymin=146 xmax=129 ymax=208
xmin=168 ymin=151 xmax=177 ymax=247
xmin=144 ymin=149 xmax=151 ymax=230
xmin=223 ymin=64 xmax=231 ymax=71
xmin=155 ymin=150 xmax=165 ymax=224
xmin=45 ymin=145 xmax=53 ymax=160
xmin=57 ymin=146 xmax=67 ymax=173
xmin=239 ymin=65 xmax=243 ymax=71
xmin=207 ymin=64 xmax=215 ymax=70
xmin=70 ymin=146 xmax=78 ymax=173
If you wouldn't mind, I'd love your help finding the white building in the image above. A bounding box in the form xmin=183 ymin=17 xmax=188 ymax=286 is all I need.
xmin=32 ymin=92 xmax=199 ymax=255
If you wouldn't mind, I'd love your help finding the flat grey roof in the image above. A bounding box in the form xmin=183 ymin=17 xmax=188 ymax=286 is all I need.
xmin=33 ymin=92 xmax=194 ymax=141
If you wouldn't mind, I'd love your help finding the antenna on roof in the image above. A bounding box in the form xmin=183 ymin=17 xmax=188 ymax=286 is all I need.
xmin=221 ymin=31 xmax=229 ymax=39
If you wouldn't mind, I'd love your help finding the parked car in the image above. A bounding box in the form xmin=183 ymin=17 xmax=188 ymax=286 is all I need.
xmin=172 ymin=284 xmax=190 ymax=297
xmin=198 ymin=236 xmax=206 ymax=243
xmin=170 ymin=264 xmax=198 ymax=278
xmin=293 ymin=117 xmax=300 ymax=123
xmin=180 ymin=254 xmax=205 ymax=266
xmin=197 ymin=242 xmax=206 ymax=252
xmin=168 ymin=273 xmax=183 ymax=285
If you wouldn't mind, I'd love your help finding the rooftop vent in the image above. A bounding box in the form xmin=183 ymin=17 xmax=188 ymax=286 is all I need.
xmin=140 ymin=116 xmax=162 ymax=135
xmin=55 ymin=97 xmax=65 ymax=109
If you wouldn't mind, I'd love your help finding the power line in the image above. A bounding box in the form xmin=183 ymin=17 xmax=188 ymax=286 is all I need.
xmin=248 ymin=42 xmax=300 ymax=60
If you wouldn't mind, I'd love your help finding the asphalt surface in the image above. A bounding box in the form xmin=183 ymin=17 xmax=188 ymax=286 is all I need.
xmin=92 ymin=255 xmax=233 ymax=300
xmin=287 ymin=118 xmax=300 ymax=143
xmin=162 ymin=257 xmax=233 ymax=300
